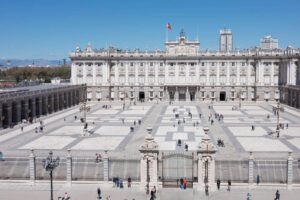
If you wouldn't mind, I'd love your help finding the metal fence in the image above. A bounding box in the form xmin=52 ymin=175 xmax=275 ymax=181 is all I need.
xmin=254 ymin=160 xmax=287 ymax=183
xmin=0 ymin=156 xmax=299 ymax=185
xmin=0 ymin=157 xmax=29 ymax=180
xmin=108 ymin=159 xmax=140 ymax=181
xmin=215 ymin=160 xmax=249 ymax=183
xmin=293 ymin=160 xmax=300 ymax=183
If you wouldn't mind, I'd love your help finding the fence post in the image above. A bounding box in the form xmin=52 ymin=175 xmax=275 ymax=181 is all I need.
xmin=29 ymin=149 xmax=36 ymax=184
xmin=103 ymin=150 xmax=109 ymax=182
xmin=248 ymin=152 xmax=254 ymax=185
xmin=287 ymin=152 xmax=293 ymax=188
xmin=66 ymin=149 xmax=72 ymax=184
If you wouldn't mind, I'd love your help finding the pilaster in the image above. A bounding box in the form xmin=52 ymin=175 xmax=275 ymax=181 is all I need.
xmin=66 ymin=149 xmax=72 ymax=184
xmin=29 ymin=149 xmax=36 ymax=184
xmin=103 ymin=151 xmax=109 ymax=182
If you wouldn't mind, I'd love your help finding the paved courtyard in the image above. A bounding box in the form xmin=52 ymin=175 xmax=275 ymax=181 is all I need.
xmin=1 ymin=100 xmax=300 ymax=160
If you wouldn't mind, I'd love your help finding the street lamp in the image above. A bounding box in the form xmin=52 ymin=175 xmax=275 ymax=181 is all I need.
xmin=42 ymin=151 xmax=60 ymax=200
xmin=238 ymin=90 xmax=242 ymax=109
xmin=79 ymin=100 xmax=90 ymax=123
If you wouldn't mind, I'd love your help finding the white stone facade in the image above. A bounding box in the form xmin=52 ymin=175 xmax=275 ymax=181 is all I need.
xmin=70 ymin=31 xmax=300 ymax=102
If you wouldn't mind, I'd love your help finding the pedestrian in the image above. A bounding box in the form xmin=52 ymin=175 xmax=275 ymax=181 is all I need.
xmin=183 ymin=178 xmax=187 ymax=189
xmin=227 ymin=180 xmax=231 ymax=191
xmin=217 ymin=179 xmax=221 ymax=190
xmin=128 ymin=176 xmax=132 ymax=188
xmin=120 ymin=178 xmax=124 ymax=188
xmin=105 ymin=195 xmax=111 ymax=200
xmin=35 ymin=127 xmax=38 ymax=133
xmin=64 ymin=117 xmax=66 ymax=121
xmin=251 ymin=125 xmax=255 ymax=131
xmin=247 ymin=192 xmax=252 ymax=200
xmin=286 ymin=123 xmax=289 ymax=129
xmin=275 ymin=190 xmax=280 ymax=200
xmin=185 ymin=143 xmax=188 ymax=151
xmin=21 ymin=126 xmax=23 ymax=132
xmin=64 ymin=192 xmax=70 ymax=200
xmin=0 ymin=151 xmax=3 ymax=161
xmin=150 ymin=186 xmax=156 ymax=200
xmin=97 ymin=187 xmax=101 ymax=200
xmin=180 ymin=178 xmax=183 ymax=189
xmin=205 ymin=183 xmax=209 ymax=196
xmin=256 ymin=174 xmax=260 ymax=185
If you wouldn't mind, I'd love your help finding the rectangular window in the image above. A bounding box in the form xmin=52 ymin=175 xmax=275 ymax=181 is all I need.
xmin=222 ymin=62 xmax=225 ymax=66
xmin=130 ymin=62 xmax=133 ymax=66
xmin=202 ymin=63 xmax=205 ymax=66
xmin=160 ymin=91 xmax=163 ymax=97
xmin=150 ymin=62 xmax=153 ymax=66
xmin=232 ymin=62 xmax=235 ymax=66
xmin=160 ymin=63 xmax=163 ymax=66
xmin=150 ymin=91 xmax=153 ymax=97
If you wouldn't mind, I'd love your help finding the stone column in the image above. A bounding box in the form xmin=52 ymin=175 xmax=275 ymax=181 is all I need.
xmin=103 ymin=151 xmax=109 ymax=182
xmin=31 ymin=98 xmax=36 ymax=119
xmin=43 ymin=97 xmax=48 ymax=115
xmin=271 ymin=62 xmax=275 ymax=86
xmin=38 ymin=98 xmax=42 ymax=117
xmin=66 ymin=149 xmax=72 ymax=184
xmin=226 ymin=63 xmax=230 ymax=85
xmin=6 ymin=103 xmax=12 ymax=127
xmin=248 ymin=152 xmax=254 ymax=185
xmin=164 ymin=87 xmax=169 ymax=101
xmin=16 ymin=101 xmax=22 ymax=123
xmin=197 ymin=127 xmax=217 ymax=191
xmin=139 ymin=127 xmax=159 ymax=191
xmin=22 ymin=100 xmax=29 ymax=120
xmin=216 ymin=62 xmax=220 ymax=85
xmin=186 ymin=87 xmax=190 ymax=101
xmin=175 ymin=87 xmax=179 ymax=101
xmin=287 ymin=152 xmax=293 ymax=187
xmin=29 ymin=149 xmax=36 ymax=184
xmin=206 ymin=63 xmax=210 ymax=85
xmin=236 ymin=63 xmax=240 ymax=85
xmin=0 ymin=103 xmax=3 ymax=128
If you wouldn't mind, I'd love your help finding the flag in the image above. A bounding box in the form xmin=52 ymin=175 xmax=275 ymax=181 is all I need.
xmin=166 ymin=22 xmax=172 ymax=30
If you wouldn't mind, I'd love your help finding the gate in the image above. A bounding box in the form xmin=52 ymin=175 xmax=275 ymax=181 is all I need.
xmin=161 ymin=151 xmax=194 ymax=188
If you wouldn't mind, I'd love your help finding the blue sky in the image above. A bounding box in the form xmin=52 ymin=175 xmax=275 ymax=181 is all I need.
xmin=0 ymin=0 xmax=299 ymax=60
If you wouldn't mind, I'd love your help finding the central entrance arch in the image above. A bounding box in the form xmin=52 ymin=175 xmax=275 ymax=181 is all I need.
xmin=139 ymin=92 xmax=145 ymax=101
xmin=161 ymin=152 xmax=194 ymax=188
xmin=220 ymin=91 xmax=226 ymax=101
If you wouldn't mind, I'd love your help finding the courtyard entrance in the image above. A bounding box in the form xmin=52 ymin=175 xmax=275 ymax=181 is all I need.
xmin=169 ymin=91 xmax=175 ymax=101
xmin=161 ymin=152 xmax=194 ymax=188
xmin=179 ymin=90 xmax=186 ymax=101
xmin=220 ymin=91 xmax=226 ymax=101
xmin=190 ymin=92 xmax=195 ymax=101
xmin=139 ymin=92 xmax=145 ymax=101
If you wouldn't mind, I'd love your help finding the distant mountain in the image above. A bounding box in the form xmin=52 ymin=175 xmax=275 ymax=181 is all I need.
xmin=0 ymin=59 xmax=70 ymax=67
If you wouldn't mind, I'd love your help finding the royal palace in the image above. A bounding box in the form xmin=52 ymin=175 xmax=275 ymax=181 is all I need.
xmin=70 ymin=30 xmax=300 ymax=107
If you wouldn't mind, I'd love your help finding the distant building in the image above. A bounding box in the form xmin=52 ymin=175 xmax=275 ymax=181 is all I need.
xmin=219 ymin=28 xmax=233 ymax=52
xmin=260 ymin=35 xmax=278 ymax=49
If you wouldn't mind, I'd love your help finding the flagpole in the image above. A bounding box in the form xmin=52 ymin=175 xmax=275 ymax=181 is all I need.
xmin=166 ymin=27 xmax=168 ymax=42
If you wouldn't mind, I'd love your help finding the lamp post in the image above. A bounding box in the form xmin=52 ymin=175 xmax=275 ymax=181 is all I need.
xmin=42 ymin=151 xmax=60 ymax=200
xmin=79 ymin=100 xmax=90 ymax=123
xmin=239 ymin=90 xmax=242 ymax=109
xmin=203 ymin=127 xmax=209 ymax=195
xmin=146 ymin=156 xmax=150 ymax=195
xmin=275 ymin=100 xmax=281 ymax=138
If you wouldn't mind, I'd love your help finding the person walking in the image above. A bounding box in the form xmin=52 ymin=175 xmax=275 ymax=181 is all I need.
xmin=274 ymin=190 xmax=280 ymax=200
xmin=150 ymin=186 xmax=156 ymax=200
xmin=246 ymin=192 xmax=252 ymax=200
xmin=179 ymin=178 xmax=184 ymax=189
xmin=128 ymin=176 xmax=132 ymax=188
xmin=256 ymin=175 xmax=260 ymax=185
xmin=183 ymin=178 xmax=187 ymax=190
xmin=216 ymin=179 xmax=221 ymax=190
xmin=97 ymin=187 xmax=102 ymax=199
xmin=227 ymin=180 xmax=231 ymax=191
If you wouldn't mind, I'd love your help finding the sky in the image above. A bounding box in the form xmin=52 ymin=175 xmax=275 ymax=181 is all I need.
xmin=0 ymin=0 xmax=299 ymax=60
